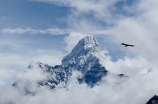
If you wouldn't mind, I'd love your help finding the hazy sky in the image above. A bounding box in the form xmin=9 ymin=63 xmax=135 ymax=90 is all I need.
xmin=1 ymin=0 xmax=158 ymax=103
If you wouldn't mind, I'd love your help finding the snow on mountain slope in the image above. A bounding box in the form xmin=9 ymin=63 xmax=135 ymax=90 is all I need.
xmin=13 ymin=35 xmax=125 ymax=89
xmin=13 ymin=62 xmax=67 ymax=90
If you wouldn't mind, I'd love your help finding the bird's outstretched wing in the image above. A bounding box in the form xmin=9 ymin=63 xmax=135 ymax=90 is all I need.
xmin=129 ymin=45 xmax=134 ymax=47
xmin=121 ymin=43 xmax=134 ymax=47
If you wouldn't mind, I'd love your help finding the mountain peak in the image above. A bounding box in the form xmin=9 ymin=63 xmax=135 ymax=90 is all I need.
xmin=62 ymin=35 xmax=101 ymax=68
xmin=72 ymin=35 xmax=100 ymax=53
xmin=13 ymin=35 xmax=126 ymax=90
xmin=80 ymin=35 xmax=99 ymax=47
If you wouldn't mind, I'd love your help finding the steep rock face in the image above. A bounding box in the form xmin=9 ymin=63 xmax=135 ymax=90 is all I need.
xmin=13 ymin=35 xmax=124 ymax=89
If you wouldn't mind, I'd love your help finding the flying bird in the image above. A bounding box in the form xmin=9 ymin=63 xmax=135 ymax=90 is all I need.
xmin=121 ymin=43 xmax=134 ymax=47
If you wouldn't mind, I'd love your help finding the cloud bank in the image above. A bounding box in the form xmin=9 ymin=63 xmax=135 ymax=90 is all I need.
xmin=0 ymin=58 xmax=158 ymax=104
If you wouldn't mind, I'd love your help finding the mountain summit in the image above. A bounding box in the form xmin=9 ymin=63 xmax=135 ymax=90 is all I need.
xmin=62 ymin=35 xmax=105 ymax=74
xmin=13 ymin=35 xmax=124 ymax=89
xmin=62 ymin=35 xmax=100 ymax=65
xmin=62 ymin=35 xmax=108 ymax=86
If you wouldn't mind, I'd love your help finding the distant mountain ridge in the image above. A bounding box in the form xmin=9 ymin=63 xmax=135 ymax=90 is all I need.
xmin=13 ymin=35 xmax=126 ymax=89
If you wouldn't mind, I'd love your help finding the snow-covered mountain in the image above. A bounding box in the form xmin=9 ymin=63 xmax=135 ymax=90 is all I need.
xmin=13 ymin=35 xmax=126 ymax=89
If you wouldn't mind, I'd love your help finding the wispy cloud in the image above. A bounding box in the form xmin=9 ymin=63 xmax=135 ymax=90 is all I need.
xmin=2 ymin=28 xmax=72 ymax=35
xmin=30 ymin=0 xmax=69 ymax=6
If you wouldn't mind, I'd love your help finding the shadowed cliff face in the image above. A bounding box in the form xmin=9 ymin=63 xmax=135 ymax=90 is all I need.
xmin=13 ymin=35 xmax=125 ymax=89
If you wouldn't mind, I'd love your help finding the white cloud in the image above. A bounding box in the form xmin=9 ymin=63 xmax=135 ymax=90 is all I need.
xmin=103 ymin=55 xmax=153 ymax=75
xmin=32 ymin=49 xmax=65 ymax=66
xmin=0 ymin=49 xmax=65 ymax=86
xmin=2 ymin=28 xmax=72 ymax=35
xmin=15 ymin=63 xmax=50 ymax=93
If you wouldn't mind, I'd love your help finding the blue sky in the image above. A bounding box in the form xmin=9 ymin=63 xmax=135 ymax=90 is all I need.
xmin=1 ymin=0 xmax=158 ymax=86
xmin=0 ymin=0 xmax=69 ymax=52
xmin=0 ymin=0 xmax=133 ymax=56
xmin=0 ymin=0 xmax=69 ymax=28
